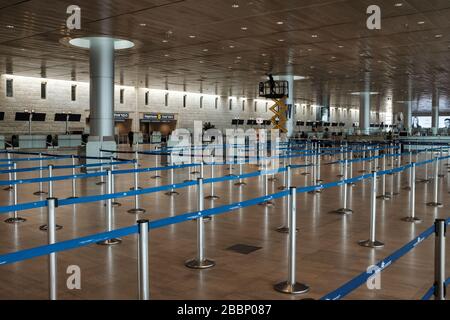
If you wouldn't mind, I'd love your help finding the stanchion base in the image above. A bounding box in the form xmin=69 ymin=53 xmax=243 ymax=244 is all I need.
xmin=97 ymin=238 xmax=122 ymax=246
xmin=426 ymin=202 xmax=443 ymax=208
xmin=33 ymin=190 xmax=48 ymax=196
xmin=347 ymin=182 xmax=356 ymax=187
xmin=190 ymin=171 xmax=200 ymax=175
xmin=259 ymin=201 xmax=275 ymax=207
xmin=105 ymin=201 xmax=122 ymax=207
xmin=316 ymin=179 xmax=324 ymax=184
xmin=358 ymin=240 xmax=384 ymax=248
xmin=268 ymin=177 xmax=278 ymax=182
xmin=402 ymin=186 xmax=412 ymax=191
xmin=39 ymin=224 xmax=63 ymax=231
xmin=235 ymin=182 xmax=247 ymax=187
xmin=331 ymin=208 xmax=353 ymax=215
xmin=308 ymin=190 xmax=323 ymax=195
xmin=5 ymin=217 xmax=27 ymax=224
xmin=401 ymin=217 xmax=422 ymax=223
xmin=185 ymin=258 xmax=216 ymax=269
xmin=417 ymin=179 xmax=431 ymax=184
xmin=3 ymin=186 xmax=13 ymax=191
xmin=275 ymin=226 xmax=299 ymax=233
xmin=96 ymin=181 xmax=106 ymax=186
xmin=151 ymin=175 xmax=161 ymax=179
xmin=128 ymin=208 xmax=146 ymax=214
xmin=300 ymin=172 xmax=310 ymax=176
xmin=336 ymin=174 xmax=344 ymax=178
xmin=274 ymin=281 xmax=310 ymax=295
xmin=376 ymin=195 xmax=392 ymax=201
xmin=165 ymin=191 xmax=180 ymax=196
xmin=205 ymin=195 xmax=220 ymax=200
xmin=277 ymin=186 xmax=286 ymax=190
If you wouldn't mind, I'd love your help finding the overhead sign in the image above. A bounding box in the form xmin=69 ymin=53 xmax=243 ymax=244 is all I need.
xmin=114 ymin=112 xmax=129 ymax=120
xmin=142 ymin=113 xmax=175 ymax=122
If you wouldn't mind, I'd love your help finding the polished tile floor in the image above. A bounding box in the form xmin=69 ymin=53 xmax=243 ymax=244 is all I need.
xmin=0 ymin=146 xmax=448 ymax=300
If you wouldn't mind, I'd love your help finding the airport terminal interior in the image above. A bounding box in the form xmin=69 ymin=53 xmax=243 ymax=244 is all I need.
xmin=0 ymin=0 xmax=449 ymax=301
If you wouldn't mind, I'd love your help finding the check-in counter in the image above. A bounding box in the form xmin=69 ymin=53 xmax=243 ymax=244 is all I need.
xmin=18 ymin=135 xmax=47 ymax=149
xmin=400 ymin=136 xmax=450 ymax=151
xmin=0 ymin=136 xmax=5 ymax=149
xmin=58 ymin=135 xmax=82 ymax=148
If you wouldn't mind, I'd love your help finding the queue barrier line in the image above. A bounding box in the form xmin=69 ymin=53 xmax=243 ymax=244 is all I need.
xmin=0 ymin=190 xmax=290 ymax=266
xmin=0 ymin=160 xmax=135 ymax=175
xmin=320 ymin=224 xmax=437 ymax=300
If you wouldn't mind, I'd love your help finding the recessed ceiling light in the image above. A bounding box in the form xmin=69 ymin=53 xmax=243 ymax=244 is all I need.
xmin=311 ymin=34 xmax=318 ymax=38
xmin=241 ymin=26 xmax=248 ymax=31
xmin=203 ymin=48 xmax=208 ymax=52
xmin=236 ymin=56 xmax=242 ymax=59
xmin=6 ymin=25 xmax=14 ymax=29
xmin=338 ymin=45 xmax=344 ymax=48
xmin=164 ymin=54 xmax=170 ymax=57
xmin=261 ymin=53 xmax=267 ymax=57
xmin=232 ymin=4 xmax=239 ymax=8
xmin=189 ymin=35 xmax=196 ymax=38
xmin=307 ymin=48 xmax=312 ymax=51
xmin=417 ymin=21 xmax=425 ymax=25
xmin=278 ymin=39 xmax=285 ymax=42
xmin=276 ymin=21 xmax=284 ymax=25
xmin=229 ymin=45 xmax=235 ymax=48
xmin=435 ymin=34 xmax=443 ymax=38
xmin=139 ymin=23 xmax=147 ymax=27
xmin=162 ymin=39 xmax=168 ymax=43
xmin=199 ymin=60 xmax=204 ymax=63
xmin=394 ymin=3 xmax=403 ymax=7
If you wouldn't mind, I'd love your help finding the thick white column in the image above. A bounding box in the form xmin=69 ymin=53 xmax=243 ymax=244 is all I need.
xmin=359 ymin=72 xmax=370 ymax=135
xmin=89 ymin=37 xmax=115 ymax=138
xmin=405 ymin=79 xmax=413 ymax=135
xmin=432 ymin=88 xmax=439 ymax=136
xmin=286 ymin=74 xmax=295 ymax=138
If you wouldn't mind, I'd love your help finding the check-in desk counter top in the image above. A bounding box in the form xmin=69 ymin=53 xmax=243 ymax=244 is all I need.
xmin=400 ymin=136 xmax=450 ymax=150
xmin=58 ymin=135 xmax=82 ymax=148
xmin=18 ymin=135 xmax=47 ymax=149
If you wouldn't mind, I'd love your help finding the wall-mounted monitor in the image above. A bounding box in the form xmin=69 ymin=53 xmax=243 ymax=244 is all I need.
xmin=54 ymin=113 xmax=68 ymax=122
xmin=32 ymin=113 xmax=46 ymax=122
xmin=15 ymin=112 xmax=30 ymax=121
xmin=0 ymin=112 xmax=4 ymax=121
xmin=69 ymin=114 xmax=82 ymax=122
xmin=232 ymin=120 xmax=239 ymax=125
xmin=297 ymin=121 xmax=305 ymax=126
xmin=412 ymin=116 xmax=431 ymax=129
xmin=238 ymin=120 xmax=244 ymax=125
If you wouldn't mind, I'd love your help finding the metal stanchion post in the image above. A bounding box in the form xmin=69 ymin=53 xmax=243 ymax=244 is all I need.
xmin=205 ymin=164 xmax=220 ymax=200
xmin=360 ymin=150 xmax=366 ymax=173
xmin=358 ymin=172 xmax=384 ymax=248
xmin=277 ymin=166 xmax=297 ymax=233
xmin=419 ymin=148 xmax=431 ymax=183
xmin=402 ymin=163 xmax=421 ymax=223
xmin=151 ymin=147 xmax=162 ymax=179
xmin=4 ymin=163 xmax=27 ymax=224
xmin=185 ymin=178 xmax=215 ymax=269
xmin=433 ymin=219 xmax=446 ymax=301
xmin=96 ymin=151 xmax=105 ymax=185
xmin=137 ymin=220 xmax=150 ymax=300
xmin=274 ymin=187 xmax=310 ymax=294
xmin=108 ymin=156 xmax=121 ymax=207
xmin=165 ymin=155 xmax=179 ymax=196
xmin=128 ymin=162 xmax=146 ymax=214
xmin=3 ymin=153 xmax=13 ymax=191
xmin=332 ymin=159 xmax=352 ymax=215
xmin=69 ymin=155 xmax=78 ymax=199
xmin=47 ymin=198 xmax=57 ymax=300
xmin=427 ymin=158 xmax=443 ymax=208
xmin=40 ymin=165 xmax=63 ymax=231
xmin=316 ymin=145 xmax=323 ymax=183
xmin=34 ymin=153 xmax=48 ymax=196
xmin=98 ymin=170 xmax=122 ymax=245
xmin=377 ymin=154 xmax=391 ymax=200
xmin=235 ymin=161 xmax=246 ymax=187
xmin=259 ymin=163 xmax=275 ymax=207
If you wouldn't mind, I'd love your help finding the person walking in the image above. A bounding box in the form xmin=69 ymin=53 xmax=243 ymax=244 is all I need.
xmin=128 ymin=131 xmax=134 ymax=148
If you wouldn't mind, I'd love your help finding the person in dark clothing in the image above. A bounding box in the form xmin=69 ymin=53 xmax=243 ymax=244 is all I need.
xmin=128 ymin=131 xmax=134 ymax=148
xmin=266 ymin=73 xmax=276 ymax=95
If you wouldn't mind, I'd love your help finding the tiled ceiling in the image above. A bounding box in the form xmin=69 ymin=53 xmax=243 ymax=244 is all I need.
xmin=0 ymin=0 xmax=450 ymax=111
